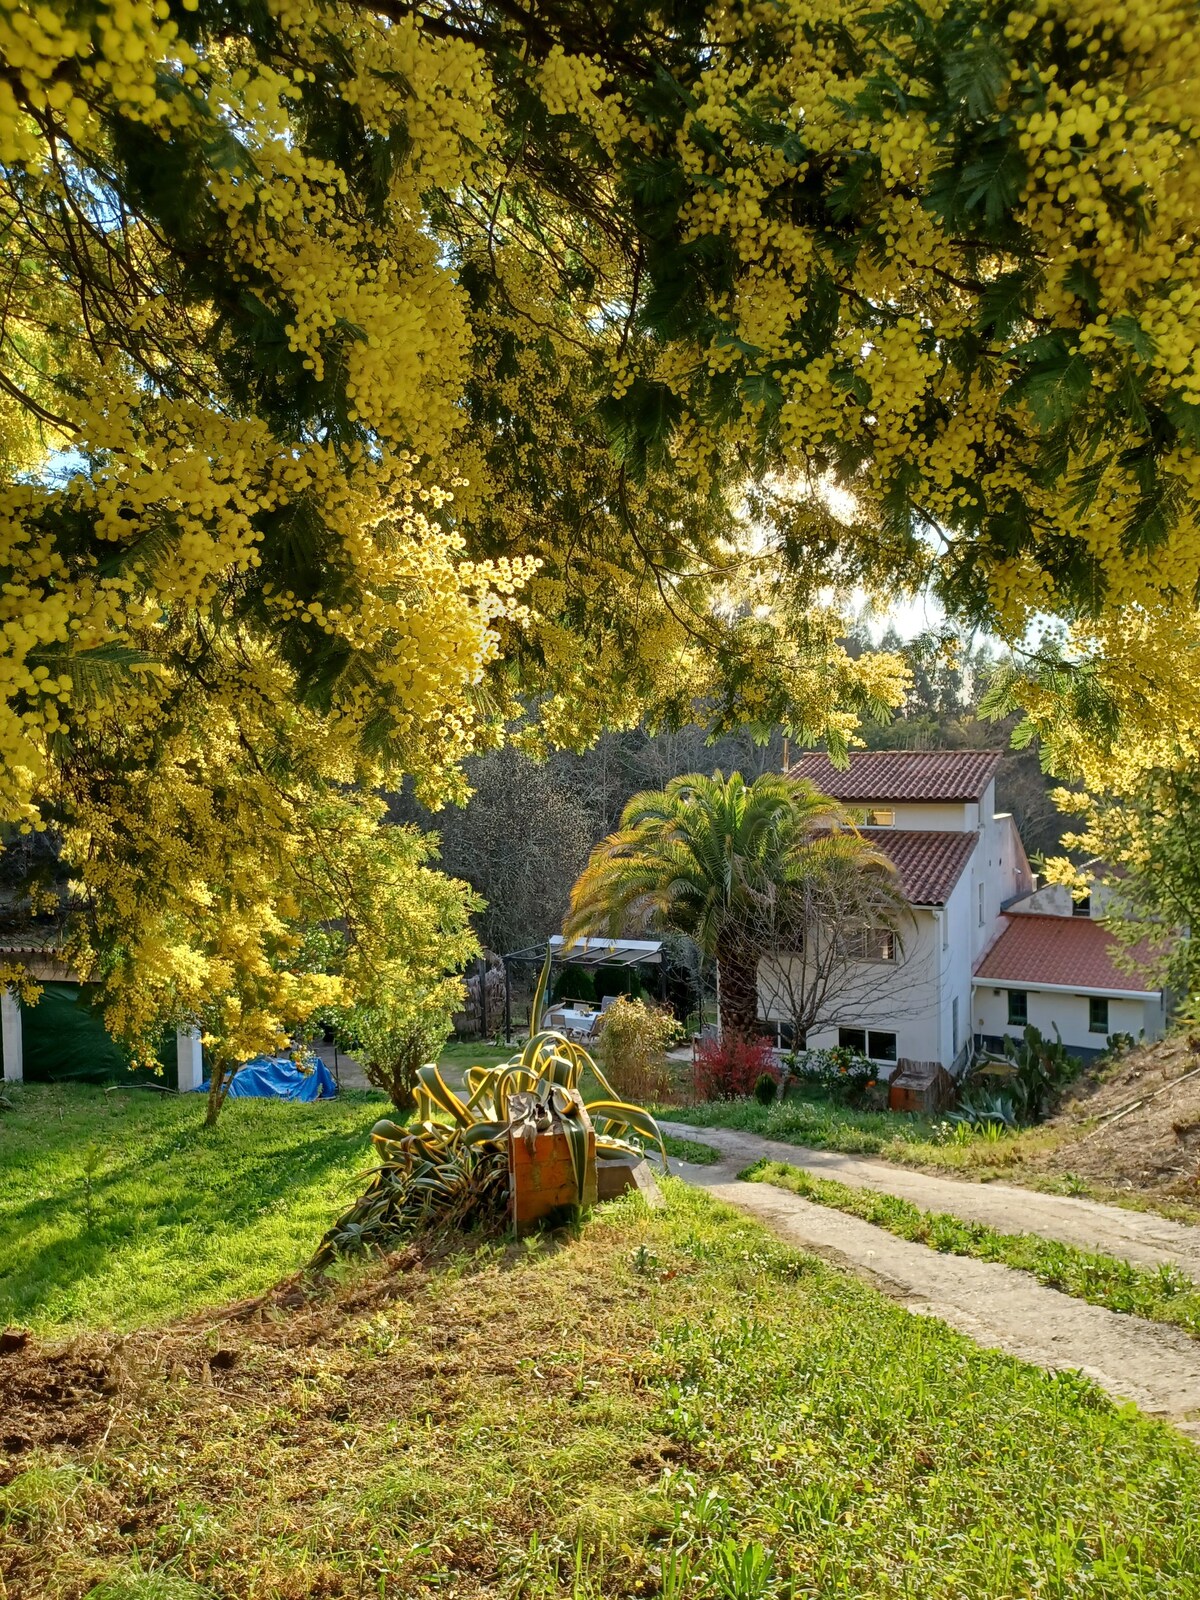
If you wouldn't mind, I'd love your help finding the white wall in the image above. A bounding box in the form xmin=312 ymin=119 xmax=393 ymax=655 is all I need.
xmin=1 ymin=989 xmax=21 ymax=1083
xmin=1008 ymin=880 xmax=1114 ymax=918
xmin=971 ymin=812 xmax=1035 ymax=964
xmin=973 ymin=985 xmax=1166 ymax=1054
xmin=759 ymin=907 xmax=949 ymax=1069
xmin=755 ymin=779 xmax=1040 ymax=1074
xmin=863 ymin=800 xmax=976 ymax=833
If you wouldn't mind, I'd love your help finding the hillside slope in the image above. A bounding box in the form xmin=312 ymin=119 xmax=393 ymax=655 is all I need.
xmin=1028 ymin=1034 xmax=1200 ymax=1212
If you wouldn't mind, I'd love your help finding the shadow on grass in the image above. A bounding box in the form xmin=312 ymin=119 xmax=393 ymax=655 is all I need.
xmin=0 ymin=1085 xmax=392 ymax=1328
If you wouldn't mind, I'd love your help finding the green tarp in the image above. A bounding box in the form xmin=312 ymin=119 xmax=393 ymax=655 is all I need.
xmin=5 ymin=982 xmax=179 ymax=1089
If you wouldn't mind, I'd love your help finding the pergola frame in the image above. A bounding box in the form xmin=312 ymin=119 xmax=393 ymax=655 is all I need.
xmin=494 ymin=936 xmax=665 ymax=1041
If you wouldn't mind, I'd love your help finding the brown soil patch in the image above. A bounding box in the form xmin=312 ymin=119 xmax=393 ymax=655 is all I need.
xmin=0 ymin=1226 xmax=662 ymax=1599
xmin=1027 ymin=1034 xmax=1200 ymax=1207
xmin=0 ymin=1247 xmax=428 ymax=1486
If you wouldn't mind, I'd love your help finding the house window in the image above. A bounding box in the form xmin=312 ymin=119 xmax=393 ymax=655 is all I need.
xmin=942 ymin=913 xmax=948 ymax=950
xmin=842 ymin=927 xmax=897 ymax=962
xmin=758 ymin=1019 xmax=798 ymax=1050
xmin=1007 ymin=990 xmax=1028 ymax=1026
xmin=1089 ymin=996 xmax=1109 ymax=1034
xmin=867 ymin=808 xmax=895 ymax=827
xmin=838 ymin=1027 xmax=897 ymax=1062
xmin=978 ymin=883 xmax=985 ymax=926
xmin=1073 ymin=893 xmax=1092 ymax=918
xmin=952 ymin=997 xmax=959 ymax=1055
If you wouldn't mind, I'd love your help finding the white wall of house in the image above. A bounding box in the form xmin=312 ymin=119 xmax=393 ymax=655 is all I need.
xmin=756 ymin=779 xmax=1040 ymax=1074
xmin=973 ymin=984 xmax=1166 ymax=1055
xmin=759 ymin=904 xmax=958 ymax=1072
xmin=940 ymin=867 xmax=977 ymax=1069
xmin=863 ymin=801 xmax=977 ymax=832
xmin=1008 ymin=880 xmax=1115 ymax=918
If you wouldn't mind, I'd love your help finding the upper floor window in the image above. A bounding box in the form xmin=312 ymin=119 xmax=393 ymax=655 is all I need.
xmin=1073 ymin=893 xmax=1092 ymax=918
xmin=978 ymin=882 xmax=985 ymax=926
xmin=1089 ymin=996 xmax=1109 ymax=1034
xmin=841 ymin=927 xmax=896 ymax=962
xmin=866 ymin=808 xmax=896 ymax=827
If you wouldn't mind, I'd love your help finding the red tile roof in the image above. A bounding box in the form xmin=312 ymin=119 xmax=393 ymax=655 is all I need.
xmin=873 ymin=829 xmax=978 ymax=906
xmin=974 ymin=914 xmax=1160 ymax=994
xmin=790 ymin=749 xmax=1002 ymax=803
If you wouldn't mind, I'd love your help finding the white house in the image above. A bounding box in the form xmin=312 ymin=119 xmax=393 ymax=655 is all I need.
xmin=756 ymin=749 xmax=1166 ymax=1073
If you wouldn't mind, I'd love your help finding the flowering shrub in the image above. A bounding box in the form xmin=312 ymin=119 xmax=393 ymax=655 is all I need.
xmin=693 ymin=1035 xmax=778 ymax=1102
xmin=785 ymin=1046 xmax=879 ymax=1108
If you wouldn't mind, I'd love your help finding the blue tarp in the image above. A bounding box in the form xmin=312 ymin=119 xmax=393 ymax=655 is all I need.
xmin=198 ymin=1055 xmax=338 ymax=1101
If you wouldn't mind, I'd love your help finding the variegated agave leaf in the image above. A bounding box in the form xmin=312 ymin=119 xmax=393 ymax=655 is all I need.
xmin=585 ymin=1099 xmax=668 ymax=1167
xmin=415 ymin=1063 xmax=473 ymax=1125
xmin=529 ymin=946 xmax=554 ymax=1041
xmin=314 ymin=1008 xmax=664 ymax=1267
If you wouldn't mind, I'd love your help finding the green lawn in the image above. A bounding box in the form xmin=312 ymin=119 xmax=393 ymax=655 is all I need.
xmin=437 ymin=1039 xmax=515 ymax=1072
xmin=0 ymin=1081 xmax=391 ymax=1331
xmin=668 ymin=1093 xmax=1063 ymax=1174
xmin=4 ymin=1181 xmax=1199 ymax=1598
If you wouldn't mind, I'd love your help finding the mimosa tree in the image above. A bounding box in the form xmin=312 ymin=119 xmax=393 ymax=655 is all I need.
xmin=1 ymin=0 xmax=1197 ymax=1068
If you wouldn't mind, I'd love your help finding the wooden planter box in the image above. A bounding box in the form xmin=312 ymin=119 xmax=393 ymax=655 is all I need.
xmin=508 ymin=1095 xmax=597 ymax=1235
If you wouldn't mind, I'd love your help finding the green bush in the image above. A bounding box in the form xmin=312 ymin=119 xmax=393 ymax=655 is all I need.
xmin=966 ymin=1024 xmax=1084 ymax=1125
xmin=553 ymin=967 xmax=595 ymax=1005
xmin=753 ymin=1072 xmax=777 ymax=1106
xmin=785 ymin=1046 xmax=880 ymax=1107
xmin=595 ymin=996 xmax=681 ymax=1104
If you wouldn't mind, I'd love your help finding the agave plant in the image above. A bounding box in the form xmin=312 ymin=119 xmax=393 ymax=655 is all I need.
xmin=312 ymin=953 xmax=666 ymax=1266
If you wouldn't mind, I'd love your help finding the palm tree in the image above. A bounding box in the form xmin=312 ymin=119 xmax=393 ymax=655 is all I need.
xmin=565 ymin=770 xmax=902 ymax=1041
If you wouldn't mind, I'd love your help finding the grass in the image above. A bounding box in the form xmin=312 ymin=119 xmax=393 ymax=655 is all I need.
xmin=666 ymin=1093 xmax=1200 ymax=1224
xmin=0 ymin=1081 xmax=392 ymax=1331
xmin=745 ymin=1160 xmax=1200 ymax=1341
xmin=438 ymin=1040 xmax=515 ymax=1070
xmin=661 ymin=1135 xmax=721 ymax=1166
xmin=668 ymin=1093 xmax=1064 ymax=1174
xmin=5 ymin=1182 xmax=1200 ymax=1598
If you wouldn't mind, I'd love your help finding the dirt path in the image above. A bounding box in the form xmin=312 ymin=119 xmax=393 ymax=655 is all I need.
xmin=662 ymin=1122 xmax=1200 ymax=1440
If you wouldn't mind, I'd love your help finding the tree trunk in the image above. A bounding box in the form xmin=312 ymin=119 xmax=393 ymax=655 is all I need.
xmin=715 ymin=942 xmax=761 ymax=1041
xmin=205 ymin=1061 xmax=229 ymax=1126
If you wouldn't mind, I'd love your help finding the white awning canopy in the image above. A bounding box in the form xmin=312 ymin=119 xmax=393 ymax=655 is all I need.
xmin=547 ymin=935 xmax=662 ymax=967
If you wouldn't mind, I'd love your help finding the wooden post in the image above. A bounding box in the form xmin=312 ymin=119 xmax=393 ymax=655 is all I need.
xmin=1 ymin=989 xmax=22 ymax=1083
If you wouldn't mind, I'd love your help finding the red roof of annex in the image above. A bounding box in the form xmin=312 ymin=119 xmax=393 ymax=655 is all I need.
xmin=872 ymin=830 xmax=978 ymax=907
xmin=974 ymin=914 xmax=1161 ymax=995
xmin=790 ymin=749 xmax=1002 ymax=803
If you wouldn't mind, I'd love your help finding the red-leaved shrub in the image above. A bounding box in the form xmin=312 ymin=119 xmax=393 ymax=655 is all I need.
xmin=693 ymin=1035 xmax=779 ymax=1101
